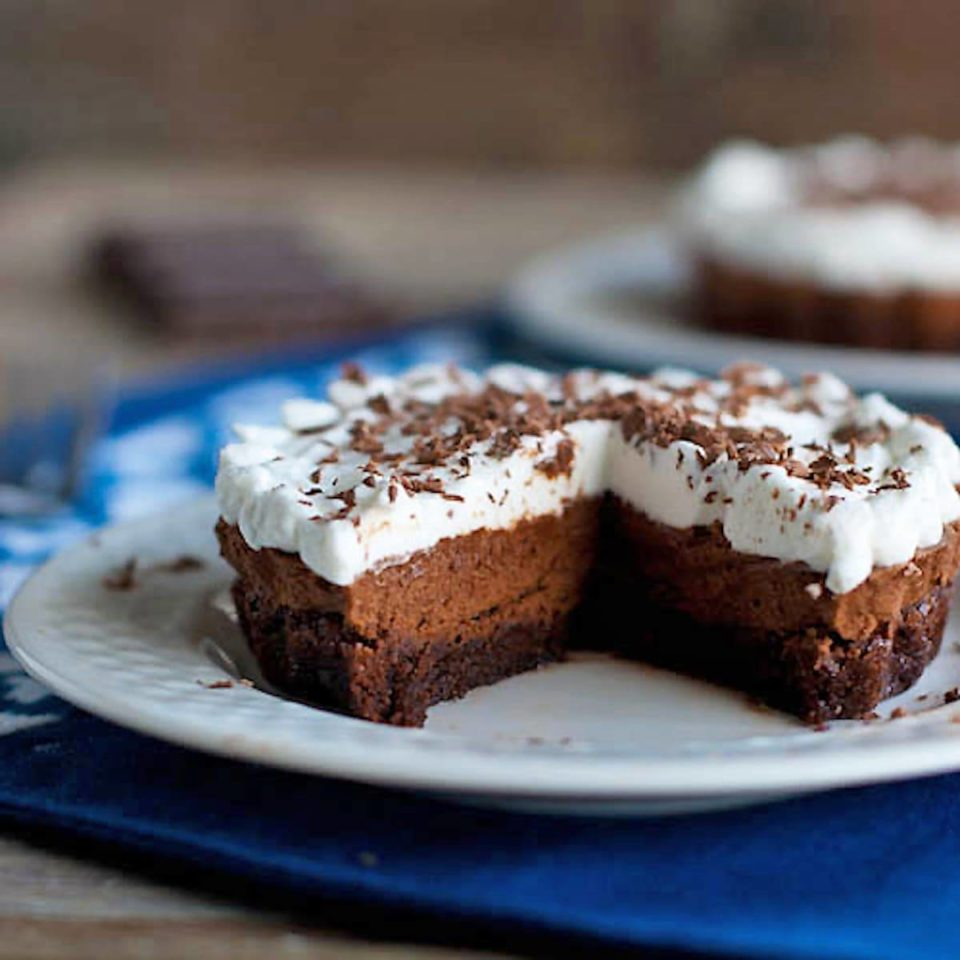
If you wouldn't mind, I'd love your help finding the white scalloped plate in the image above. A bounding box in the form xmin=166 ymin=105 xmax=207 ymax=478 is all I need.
xmin=507 ymin=228 xmax=960 ymax=398
xmin=8 ymin=495 xmax=960 ymax=816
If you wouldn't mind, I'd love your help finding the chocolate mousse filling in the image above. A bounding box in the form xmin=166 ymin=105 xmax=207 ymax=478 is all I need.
xmin=686 ymin=139 xmax=960 ymax=351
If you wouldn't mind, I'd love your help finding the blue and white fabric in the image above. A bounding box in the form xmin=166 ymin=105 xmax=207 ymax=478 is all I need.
xmin=1 ymin=320 xmax=960 ymax=960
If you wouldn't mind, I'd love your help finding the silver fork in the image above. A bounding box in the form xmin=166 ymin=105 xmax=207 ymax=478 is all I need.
xmin=0 ymin=358 xmax=114 ymax=517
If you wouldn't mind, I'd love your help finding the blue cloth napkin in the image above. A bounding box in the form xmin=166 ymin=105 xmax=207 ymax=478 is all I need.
xmin=2 ymin=317 xmax=960 ymax=960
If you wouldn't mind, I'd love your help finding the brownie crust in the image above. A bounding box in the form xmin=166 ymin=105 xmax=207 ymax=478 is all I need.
xmin=232 ymin=579 xmax=567 ymax=726
xmin=694 ymin=256 xmax=960 ymax=352
xmin=622 ymin=583 xmax=953 ymax=723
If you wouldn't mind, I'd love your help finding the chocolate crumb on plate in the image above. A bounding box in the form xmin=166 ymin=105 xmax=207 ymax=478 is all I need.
xmin=154 ymin=555 xmax=206 ymax=573
xmin=102 ymin=558 xmax=138 ymax=591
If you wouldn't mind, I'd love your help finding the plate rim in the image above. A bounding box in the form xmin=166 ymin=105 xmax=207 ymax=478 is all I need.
xmin=506 ymin=226 xmax=960 ymax=400
xmin=8 ymin=494 xmax=960 ymax=802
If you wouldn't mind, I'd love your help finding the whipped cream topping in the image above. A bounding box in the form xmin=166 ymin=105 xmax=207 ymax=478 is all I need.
xmin=216 ymin=362 xmax=960 ymax=595
xmin=681 ymin=136 xmax=960 ymax=291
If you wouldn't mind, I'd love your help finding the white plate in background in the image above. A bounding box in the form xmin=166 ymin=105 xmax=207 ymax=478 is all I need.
xmin=8 ymin=495 xmax=960 ymax=817
xmin=508 ymin=228 xmax=960 ymax=399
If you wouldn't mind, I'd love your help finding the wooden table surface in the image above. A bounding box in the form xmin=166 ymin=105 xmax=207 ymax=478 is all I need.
xmin=0 ymin=164 xmax=666 ymax=959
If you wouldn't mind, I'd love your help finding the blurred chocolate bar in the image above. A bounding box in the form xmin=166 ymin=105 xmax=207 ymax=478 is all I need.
xmin=92 ymin=223 xmax=397 ymax=340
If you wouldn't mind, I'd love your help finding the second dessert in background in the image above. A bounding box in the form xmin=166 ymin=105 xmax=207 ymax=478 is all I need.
xmin=682 ymin=137 xmax=960 ymax=351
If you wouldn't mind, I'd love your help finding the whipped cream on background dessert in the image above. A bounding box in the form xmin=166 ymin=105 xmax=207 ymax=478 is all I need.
xmin=682 ymin=136 xmax=960 ymax=291
xmin=216 ymin=362 xmax=960 ymax=595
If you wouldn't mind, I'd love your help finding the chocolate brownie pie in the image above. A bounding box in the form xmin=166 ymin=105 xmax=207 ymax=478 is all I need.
xmin=215 ymin=361 xmax=960 ymax=725
xmin=682 ymin=137 xmax=960 ymax=350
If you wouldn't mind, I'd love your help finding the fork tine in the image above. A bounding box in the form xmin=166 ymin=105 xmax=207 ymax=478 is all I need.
xmin=0 ymin=355 xmax=113 ymax=516
xmin=62 ymin=361 xmax=116 ymax=502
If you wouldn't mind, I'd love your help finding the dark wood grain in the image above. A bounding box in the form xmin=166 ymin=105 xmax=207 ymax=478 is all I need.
xmin=1 ymin=1 xmax=957 ymax=170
